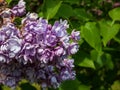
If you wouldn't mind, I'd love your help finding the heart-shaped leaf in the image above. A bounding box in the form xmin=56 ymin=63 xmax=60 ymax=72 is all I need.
xmin=109 ymin=7 xmax=120 ymax=21
xmin=81 ymin=22 xmax=102 ymax=52
xmin=99 ymin=20 xmax=120 ymax=46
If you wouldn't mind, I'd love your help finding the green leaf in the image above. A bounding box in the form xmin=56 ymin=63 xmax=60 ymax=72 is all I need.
xmin=111 ymin=80 xmax=120 ymax=90
xmin=109 ymin=7 xmax=120 ymax=21
xmin=81 ymin=22 xmax=102 ymax=52
xmin=2 ymin=86 xmax=11 ymax=90
xmin=99 ymin=20 xmax=120 ymax=46
xmin=78 ymin=85 xmax=91 ymax=90
xmin=16 ymin=86 xmax=22 ymax=90
xmin=91 ymin=50 xmax=114 ymax=69
xmin=74 ymin=9 xmax=93 ymax=21
xmin=38 ymin=12 xmax=43 ymax=17
xmin=79 ymin=58 xmax=95 ymax=69
xmin=20 ymin=83 xmax=36 ymax=90
xmin=90 ymin=50 xmax=98 ymax=61
xmin=6 ymin=0 xmax=12 ymax=4
xmin=19 ymin=79 xmax=28 ymax=84
xmin=73 ymin=50 xmax=89 ymax=65
xmin=56 ymin=4 xmax=74 ymax=18
xmin=43 ymin=0 xmax=62 ymax=20
xmin=101 ymin=53 xmax=114 ymax=70
xmin=90 ymin=50 xmax=103 ymax=68
xmin=59 ymin=79 xmax=81 ymax=90
xmin=73 ymin=50 xmax=95 ymax=69
xmin=114 ymin=37 xmax=120 ymax=44
xmin=63 ymin=0 xmax=79 ymax=4
xmin=32 ymin=83 xmax=41 ymax=90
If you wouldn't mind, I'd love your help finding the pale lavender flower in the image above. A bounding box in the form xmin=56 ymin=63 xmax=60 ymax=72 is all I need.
xmin=54 ymin=46 xmax=65 ymax=56
xmin=22 ymin=13 xmax=38 ymax=24
xmin=4 ymin=77 xmax=16 ymax=87
xmin=52 ymin=20 xmax=68 ymax=37
xmin=23 ymin=43 xmax=36 ymax=56
xmin=5 ymin=37 xmax=21 ymax=58
xmin=24 ymin=33 xmax=34 ymax=42
xmin=62 ymin=59 xmax=74 ymax=68
xmin=60 ymin=35 xmax=70 ymax=48
xmin=0 ymin=32 xmax=6 ymax=44
xmin=71 ymin=30 xmax=80 ymax=41
xmin=40 ymin=49 xmax=54 ymax=63
xmin=68 ymin=42 xmax=79 ymax=54
xmin=1 ymin=23 xmax=20 ymax=38
xmin=50 ymin=76 xmax=60 ymax=88
xmin=11 ymin=0 xmax=26 ymax=16
xmin=44 ymin=34 xmax=57 ymax=47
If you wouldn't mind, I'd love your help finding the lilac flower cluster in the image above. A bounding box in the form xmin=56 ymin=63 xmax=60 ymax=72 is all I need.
xmin=0 ymin=0 xmax=80 ymax=89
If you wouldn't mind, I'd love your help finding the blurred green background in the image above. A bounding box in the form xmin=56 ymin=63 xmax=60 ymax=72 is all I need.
xmin=1 ymin=0 xmax=120 ymax=90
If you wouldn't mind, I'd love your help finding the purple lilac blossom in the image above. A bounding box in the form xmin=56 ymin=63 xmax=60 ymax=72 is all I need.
xmin=0 ymin=0 xmax=80 ymax=89
xmin=71 ymin=30 xmax=80 ymax=41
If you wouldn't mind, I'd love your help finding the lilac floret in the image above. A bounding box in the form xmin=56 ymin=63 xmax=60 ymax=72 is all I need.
xmin=40 ymin=49 xmax=54 ymax=63
xmin=11 ymin=0 xmax=26 ymax=16
xmin=52 ymin=20 xmax=68 ymax=37
xmin=22 ymin=13 xmax=38 ymax=24
xmin=1 ymin=23 xmax=20 ymax=38
xmin=0 ymin=32 xmax=7 ymax=44
xmin=44 ymin=34 xmax=57 ymax=47
xmin=71 ymin=30 xmax=80 ymax=41
xmin=60 ymin=35 xmax=70 ymax=48
xmin=5 ymin=37 xmax=21 ymax=58
xmin=68 ymin=42 xmax=79 ymax=55
xmin=54 ymin=46 xmax=65 ymax=56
